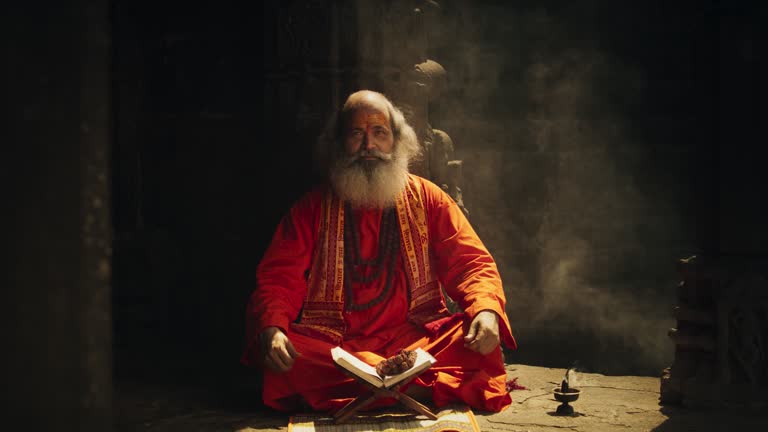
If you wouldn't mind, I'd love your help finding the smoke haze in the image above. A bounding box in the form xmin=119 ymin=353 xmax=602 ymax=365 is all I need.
xmin=429 ymin=2 xmax=697 ymax=375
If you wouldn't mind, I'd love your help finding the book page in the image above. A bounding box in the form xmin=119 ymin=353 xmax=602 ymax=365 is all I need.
xmin=331 ymin=347 xmax=383 ymax=388
xmin=331 ymin=347 xmax=438 ymax=389
xmin=382 ymin=348 xmax=437 ymax=388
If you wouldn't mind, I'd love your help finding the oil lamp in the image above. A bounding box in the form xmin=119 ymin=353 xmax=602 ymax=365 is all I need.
xmin=553 ymin=368 xmax=580 ymax=415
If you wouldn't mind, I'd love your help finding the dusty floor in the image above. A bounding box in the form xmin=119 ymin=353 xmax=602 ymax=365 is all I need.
xmin=116 ymin=364 xmax=768 ymax=431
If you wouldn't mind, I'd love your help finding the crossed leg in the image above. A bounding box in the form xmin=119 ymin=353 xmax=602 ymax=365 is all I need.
xmin=262 ymin=318 xmax=510 ymax=413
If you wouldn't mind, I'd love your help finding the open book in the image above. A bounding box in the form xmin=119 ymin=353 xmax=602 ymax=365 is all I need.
xmin=331 ymin=346 xmax=437 ymax=389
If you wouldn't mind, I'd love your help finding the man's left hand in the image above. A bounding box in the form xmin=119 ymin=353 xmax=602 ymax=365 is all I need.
xmin=463 ymin=310 xmax=500 ymax=355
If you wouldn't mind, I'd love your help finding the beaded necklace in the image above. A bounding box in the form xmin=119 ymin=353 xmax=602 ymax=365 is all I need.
xmin=343 ymin=202 xmax=400 ymax=311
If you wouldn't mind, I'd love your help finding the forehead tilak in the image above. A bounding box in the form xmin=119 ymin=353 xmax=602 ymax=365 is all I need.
xmin=347 ymin=110 xmax=390 ymax=128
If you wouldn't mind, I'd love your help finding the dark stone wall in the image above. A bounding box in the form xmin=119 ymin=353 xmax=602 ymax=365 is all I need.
xmin=111 ymin=0 xmax=267 ymax=381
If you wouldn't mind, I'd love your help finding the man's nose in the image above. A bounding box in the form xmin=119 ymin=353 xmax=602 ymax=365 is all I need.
xmin=363 ymin=131 xmax=377 ymax=150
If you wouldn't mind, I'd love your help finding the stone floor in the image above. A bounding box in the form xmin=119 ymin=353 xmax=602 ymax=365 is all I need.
xmin=115 ymin=364 xmax=768 ymax=431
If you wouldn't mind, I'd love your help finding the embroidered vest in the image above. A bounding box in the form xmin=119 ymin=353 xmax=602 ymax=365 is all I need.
xmin=289 ymin=175 xmax=449 ymax=343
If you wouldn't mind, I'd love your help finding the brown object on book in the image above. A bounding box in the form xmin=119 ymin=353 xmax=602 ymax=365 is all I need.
xmin=331 ymin=346 xmax=438 ymax=424
xmin=376 ymin=349 xmax=417 ymax=377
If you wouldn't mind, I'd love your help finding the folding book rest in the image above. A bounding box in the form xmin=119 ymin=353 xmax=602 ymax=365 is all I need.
xmin=333 ymin=364 xmax=438 ymax=424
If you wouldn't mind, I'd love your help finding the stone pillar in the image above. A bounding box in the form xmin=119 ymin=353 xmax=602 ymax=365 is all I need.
xmin=80 ymin=0 xmax=113 ymax=426
xmin=661 ymin=255 xmax=768 ymax=408
xmin=3 ymin=1 xmax=112 ymax=430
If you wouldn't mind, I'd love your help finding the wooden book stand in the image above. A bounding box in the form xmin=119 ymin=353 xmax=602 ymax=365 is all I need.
xmin=333 ymin=364 xmax=438 ymax=424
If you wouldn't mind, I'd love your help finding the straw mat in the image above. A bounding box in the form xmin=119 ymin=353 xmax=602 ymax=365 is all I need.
xmin=288 ymin=405 xmax=479 ymax=432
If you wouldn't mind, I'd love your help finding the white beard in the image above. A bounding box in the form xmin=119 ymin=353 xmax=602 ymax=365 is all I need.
xmin=329 ymin=147 xmax=410 ymax=209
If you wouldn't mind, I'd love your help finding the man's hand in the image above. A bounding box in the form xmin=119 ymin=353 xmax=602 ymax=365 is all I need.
xmin=260 ymin=326 xmax=301 ymax=372
xmin=463 ymin=310 xmax=500 ymax=355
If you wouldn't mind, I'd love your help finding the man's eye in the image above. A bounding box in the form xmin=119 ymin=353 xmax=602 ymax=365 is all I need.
xmin=374 ymin=129 xmax=389 ymax=137
xmin=349 ymin=131 xmax=364 ymax=138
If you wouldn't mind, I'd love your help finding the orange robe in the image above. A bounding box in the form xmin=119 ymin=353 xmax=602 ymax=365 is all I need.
xmin=242 ymin=175 xmax=517 ymax=412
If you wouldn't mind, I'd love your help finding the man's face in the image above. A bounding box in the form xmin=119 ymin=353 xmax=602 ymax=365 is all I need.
xmin=342 ymin=107 xmax=394 ymax=158
xmin=330 ymin=97 xmax=410 ymax=208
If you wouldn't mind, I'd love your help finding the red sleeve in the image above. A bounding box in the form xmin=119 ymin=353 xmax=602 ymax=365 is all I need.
xmin=421 ymin=178 xmax=517 ymax=350
xmin=241 ymin=188 xmax=322 ymax=365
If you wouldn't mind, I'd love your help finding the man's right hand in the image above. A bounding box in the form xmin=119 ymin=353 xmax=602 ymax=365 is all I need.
xmin=260 ymin=326 xmax=301 ymax=372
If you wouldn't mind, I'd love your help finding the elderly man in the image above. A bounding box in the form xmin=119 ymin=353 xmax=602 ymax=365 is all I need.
xmin=242 ymin=90 xmax=517 ymax=413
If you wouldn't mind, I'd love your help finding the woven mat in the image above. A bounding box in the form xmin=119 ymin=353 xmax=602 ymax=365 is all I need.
xmin=288 ymin=405 xmax=479 ymax=432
